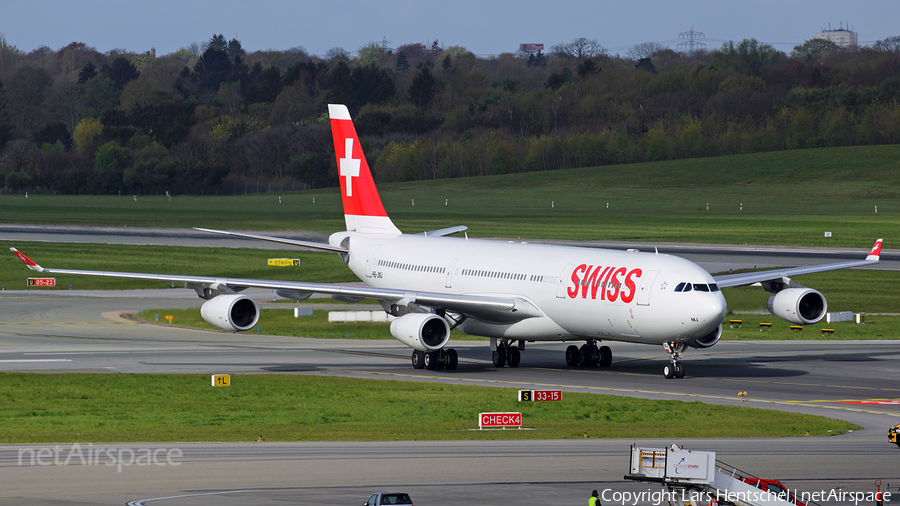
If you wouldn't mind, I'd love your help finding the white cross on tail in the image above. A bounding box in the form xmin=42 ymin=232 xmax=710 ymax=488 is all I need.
xmin=339 ymin=138 xmax=360 ymax=197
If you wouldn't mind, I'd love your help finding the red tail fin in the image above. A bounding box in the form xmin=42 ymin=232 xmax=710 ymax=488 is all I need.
xmin=329 ymin=104 xmax=400 ymax=236
xmin=867 ymin=238 xmax=883 ymax=261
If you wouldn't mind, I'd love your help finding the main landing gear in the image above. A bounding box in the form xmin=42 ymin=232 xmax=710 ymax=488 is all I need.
xmin=564 ymin=339 xmax=612 ymax=368
xmin=662 ymin=341 xmax=686 ymax=379
xmin=492 ymin=339 xmax=522 ymax=368
xmin=411 ymin=348 xmax=458 ymax=370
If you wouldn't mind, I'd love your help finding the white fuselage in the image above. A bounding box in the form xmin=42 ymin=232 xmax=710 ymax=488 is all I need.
xmin=331 ymin=232 xmax=727 ymax=346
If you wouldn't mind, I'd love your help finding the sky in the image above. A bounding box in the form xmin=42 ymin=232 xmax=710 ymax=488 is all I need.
xmin=1 ymin=0 xmax=897 ymax=58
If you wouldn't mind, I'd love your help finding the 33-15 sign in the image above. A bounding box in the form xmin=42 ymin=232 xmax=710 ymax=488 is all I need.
xmin=518 ymin=390 xmax=562 ymax=402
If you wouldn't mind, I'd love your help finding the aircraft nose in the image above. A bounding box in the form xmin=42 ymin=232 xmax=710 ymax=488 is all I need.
xmin=707 ymin=293 xmax=728 ymax=324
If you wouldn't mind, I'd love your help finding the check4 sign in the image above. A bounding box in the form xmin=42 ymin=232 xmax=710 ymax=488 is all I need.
xmin=479 ymin=412 xmax=522 ymax=428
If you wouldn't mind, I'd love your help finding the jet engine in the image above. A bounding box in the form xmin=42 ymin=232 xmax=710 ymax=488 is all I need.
xmin=200 ymin=294 xmax=260 ymax=332
xmin=687 ymin=324 xmax=722 ymax=348
xmin=767 ymin=288 xmax=827 ymax=325
xmin=389 ymin=313 xmax=451 ymax=352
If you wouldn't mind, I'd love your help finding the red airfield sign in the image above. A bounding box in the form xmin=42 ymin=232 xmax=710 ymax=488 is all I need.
xmin=479 ymin=412 xmax=522 ymax=428
xmin=27 ymin=277 xmax=56 ymax=287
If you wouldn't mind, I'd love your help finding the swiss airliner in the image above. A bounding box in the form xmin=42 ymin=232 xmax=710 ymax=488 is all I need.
xmin=11 ymin=104 xmax=882 ymax=378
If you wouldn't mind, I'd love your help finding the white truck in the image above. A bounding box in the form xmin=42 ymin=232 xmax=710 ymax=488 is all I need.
xmin=625 ymin=445 xmax=805 ymax=506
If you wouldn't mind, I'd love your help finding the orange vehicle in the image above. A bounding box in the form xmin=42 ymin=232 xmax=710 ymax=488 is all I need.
xmin=741 ymin=477 xmax=807 ymax=506
xmin=889 ymin=423 xmax=900 ymax=447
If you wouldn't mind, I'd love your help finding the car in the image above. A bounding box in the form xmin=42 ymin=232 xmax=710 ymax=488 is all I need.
xmin=889 ymin=423 xmax=900 ymax=447
xmin=363 ymin=492 xmax=414 ymax=506
xmin=741 ymin=477 xmax=806 ymax=506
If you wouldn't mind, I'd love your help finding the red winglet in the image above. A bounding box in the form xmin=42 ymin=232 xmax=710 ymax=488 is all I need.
xmin=866 ymin=239 xmax=883 ymax=261
xmin=10 ymin=248 xmax=42 ymax=271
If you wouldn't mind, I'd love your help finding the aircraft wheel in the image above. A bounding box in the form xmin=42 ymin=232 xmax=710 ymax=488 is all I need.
xmin=424 ymin=351 xmax=439 ymax=370
xmin=411 ymin=350 xmax=426 ymax=369
xmin=446 ymin=348 xmax=458 ymax=370
xmin=674 ymin=362 xmax=685 ymax=378
xmin=663 ymin=363 xmax=676 ymax=379
xmin=565 ymin=345 xmax=579 ymax=367
xmin=506 ymin=347 xmax=521 ymax=368
xmin=599 ymin=346 xmax=612 ymax=367
xmin=578 ymin=345 xmax=592 ymax=367
xmin=492 ymin=347 xmax=507 ymax=367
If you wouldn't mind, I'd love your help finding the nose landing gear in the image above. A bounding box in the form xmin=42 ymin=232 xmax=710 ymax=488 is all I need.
xmin=663 ymin=341 xmax=686 ymax=379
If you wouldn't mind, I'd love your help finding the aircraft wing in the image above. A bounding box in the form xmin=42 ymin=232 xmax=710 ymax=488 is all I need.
xmin=713 ymin=239 xmax=882 ymax=288
xmin=9 ymin=248 xmax=541 ymax=324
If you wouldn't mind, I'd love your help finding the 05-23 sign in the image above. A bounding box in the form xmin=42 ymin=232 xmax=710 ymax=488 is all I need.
xmin=27 ymin=277 xmax=56 ymax=287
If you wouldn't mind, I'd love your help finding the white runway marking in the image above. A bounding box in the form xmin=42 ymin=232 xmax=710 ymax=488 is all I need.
xmin=0 ymin=359 xmax=72 ymax=363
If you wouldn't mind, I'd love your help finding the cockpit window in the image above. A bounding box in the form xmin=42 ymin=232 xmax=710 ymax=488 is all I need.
xmin=675 ymin=282 xmax=719 ymax=293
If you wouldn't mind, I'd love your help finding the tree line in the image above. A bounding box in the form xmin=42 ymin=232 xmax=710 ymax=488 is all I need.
xmin=0 ymin=33 xmax=899 ymax=195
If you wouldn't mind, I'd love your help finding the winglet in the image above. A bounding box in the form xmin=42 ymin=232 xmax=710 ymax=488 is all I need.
xmin=10 ymin=248 xmax=44 ymax=272
xmin=866 ymin=238 xmax=883 ymax=261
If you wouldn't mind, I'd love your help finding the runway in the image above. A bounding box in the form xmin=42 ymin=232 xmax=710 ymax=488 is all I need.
xmin=0 ymin=290 xmax=898 ymax=504
xmin=1 ymin=439 xmax=897 ymax=506
xmin=0 ymin=229 xmax=897 ymax=505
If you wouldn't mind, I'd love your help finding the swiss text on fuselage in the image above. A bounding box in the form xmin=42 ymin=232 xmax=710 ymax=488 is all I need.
xmin=567 ymin=265 xmax=643 ymax=303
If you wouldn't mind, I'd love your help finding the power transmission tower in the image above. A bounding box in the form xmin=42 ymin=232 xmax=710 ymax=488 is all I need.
xmin=677 ymin=27 xmax=706 ymax=55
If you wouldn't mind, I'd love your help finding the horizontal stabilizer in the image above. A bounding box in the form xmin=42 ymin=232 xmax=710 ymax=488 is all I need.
xmin=421 ymin=226 xmax=468 ymax=237
xmin=193 ymin=228 xmax=347 ymax=253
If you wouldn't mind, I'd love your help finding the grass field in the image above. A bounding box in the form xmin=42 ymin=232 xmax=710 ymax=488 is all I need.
xmin=2 ymin=145 xmax=899 ymax=247
xmin=0 ymin=374 xmax=858 ymax=443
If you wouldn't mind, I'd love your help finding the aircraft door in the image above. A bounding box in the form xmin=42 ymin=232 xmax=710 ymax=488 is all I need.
xmin=445 ymin=259 xmax=457 ymax=288
xmin=365 ymin=245 xmax=380 ymax=279
xmin=637 ymin=270 xmax=659 ymax=306
xmin=557 ymin=264 xmax=575 ymax=298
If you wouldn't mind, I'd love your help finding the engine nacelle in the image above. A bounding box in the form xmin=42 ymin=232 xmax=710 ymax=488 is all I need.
xmin=767 ymin=288 xmax=827 ymax=325
xmin=687 ymin=324 xmax=722 ymax=349
xmin=389 ymin=313 xmax=451 ymax=352
xmin=200 ymin=294 xmax=260 ymax=332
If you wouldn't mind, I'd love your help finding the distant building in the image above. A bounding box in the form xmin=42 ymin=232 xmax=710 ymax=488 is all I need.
xmin=815 ymin=24 xmax=858 ymax=48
